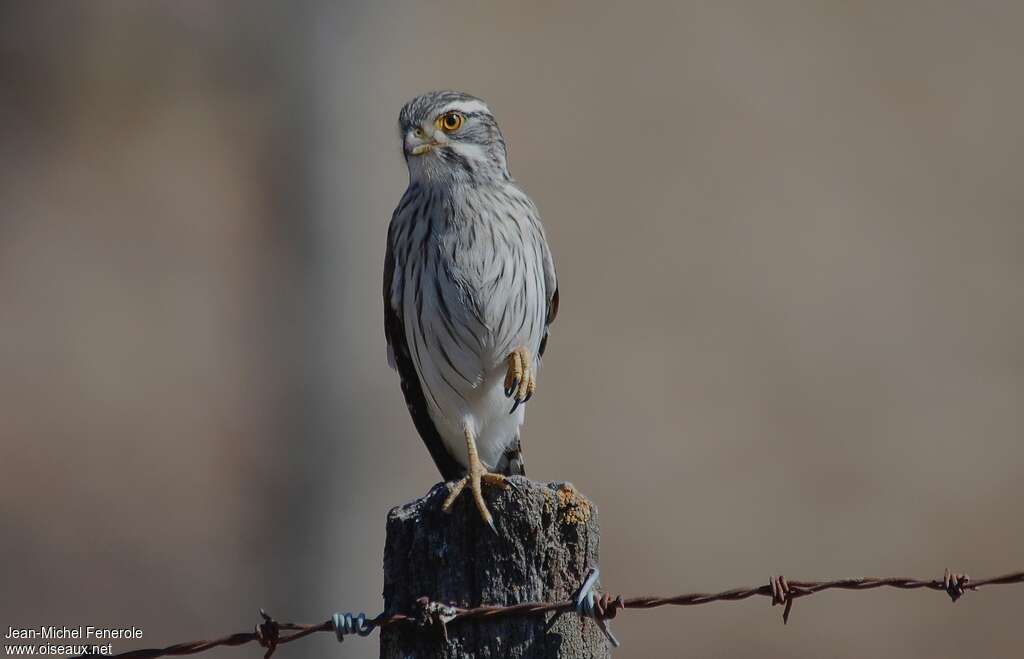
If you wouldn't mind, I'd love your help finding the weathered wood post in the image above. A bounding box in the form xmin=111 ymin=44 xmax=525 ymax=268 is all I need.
xmin=381 ymin=477 xmax=611 ymax=658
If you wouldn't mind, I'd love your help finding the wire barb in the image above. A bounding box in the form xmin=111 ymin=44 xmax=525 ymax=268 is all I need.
xmin=415 ymin=596 xmax=458 ymax=642
xmin=942 ymin=569 xmax=970 ymax=603
xmin=253 ymin=609 xmax=280 ymax=659
xmin=574 ymin=567 xmax=621 ymax=648
xmin=769 ymin=575 xmax=795 ymax=624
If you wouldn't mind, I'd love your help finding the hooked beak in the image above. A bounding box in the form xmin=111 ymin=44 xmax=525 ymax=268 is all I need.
xmin=406 ymin=126 xmax=446 ymax=157
xmin=410 ymin=142 xmax=435 ymax=156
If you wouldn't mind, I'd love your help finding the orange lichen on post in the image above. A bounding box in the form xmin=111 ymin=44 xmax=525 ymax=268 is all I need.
xmin=554 ymin=483 xmax=592 ymax=526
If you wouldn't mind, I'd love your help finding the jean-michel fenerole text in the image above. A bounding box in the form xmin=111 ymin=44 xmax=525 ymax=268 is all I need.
xmin=5 ymin=627 xmax=143 ymax=641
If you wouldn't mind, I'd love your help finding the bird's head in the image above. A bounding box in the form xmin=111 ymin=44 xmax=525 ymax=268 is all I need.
xmin=399 ymin=91 xmax=510 ymax=184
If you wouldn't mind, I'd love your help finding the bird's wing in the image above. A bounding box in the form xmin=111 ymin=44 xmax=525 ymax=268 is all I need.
xmin=384 ymin=217 xmax=464 ymax=482
xmin=496 ymin=219 xmax=556 ymax=477
xmin=538 ymin=229 xmax=559 ymax=358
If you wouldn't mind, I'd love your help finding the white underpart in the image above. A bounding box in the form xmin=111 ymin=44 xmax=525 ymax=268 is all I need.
xmin=389 ymin=181 xmax=553 ymax=471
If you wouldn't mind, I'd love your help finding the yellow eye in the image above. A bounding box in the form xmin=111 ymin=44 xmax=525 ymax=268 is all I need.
xmin=437 ymin=112 xmax=464 ymax=133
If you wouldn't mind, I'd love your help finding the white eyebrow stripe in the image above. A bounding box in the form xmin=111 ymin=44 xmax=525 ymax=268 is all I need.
xmin=439 ymin=99 xmax=491 ymax=116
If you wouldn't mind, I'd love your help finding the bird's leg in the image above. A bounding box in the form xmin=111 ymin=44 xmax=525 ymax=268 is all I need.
xmin=441 ymin=425 xmax=510 ymax=531
xmin=503 ymin=346 xmax=536 ymax=413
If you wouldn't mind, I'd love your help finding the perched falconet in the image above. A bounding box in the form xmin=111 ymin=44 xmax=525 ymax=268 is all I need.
xmin=383 ymin=91 xmax=559 ymax=529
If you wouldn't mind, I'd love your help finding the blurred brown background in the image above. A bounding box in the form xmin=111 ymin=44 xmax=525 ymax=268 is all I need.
xmin=2 ymin=2 xmax=1021 ymax=658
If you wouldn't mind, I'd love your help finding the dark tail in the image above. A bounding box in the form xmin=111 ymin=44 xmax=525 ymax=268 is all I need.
xmin=495 ymin=434 xmax=527 ymax=476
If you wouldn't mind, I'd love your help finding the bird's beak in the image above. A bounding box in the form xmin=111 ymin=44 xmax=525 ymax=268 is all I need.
xmin=406 ymin=125 xmax=445 ymax=157
xmin=410 ymin=143 xmax=434 ymax=156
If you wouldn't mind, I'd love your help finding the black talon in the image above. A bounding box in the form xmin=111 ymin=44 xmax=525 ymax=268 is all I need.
xmin=504 ymin=384 xmax=515 ymax=397
xmin=510 ymin=399 xmax=522 ymax=414
xmin=523 ymin=390 xmax=533 ymax=403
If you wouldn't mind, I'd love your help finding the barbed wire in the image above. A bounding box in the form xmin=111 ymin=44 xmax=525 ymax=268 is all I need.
xmin=67 ymin=568 xmax=1024 ymax=659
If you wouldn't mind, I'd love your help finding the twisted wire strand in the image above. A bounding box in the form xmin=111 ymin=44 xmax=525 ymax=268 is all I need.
xmin=70 ymin=569 xmax=1024 ymax=659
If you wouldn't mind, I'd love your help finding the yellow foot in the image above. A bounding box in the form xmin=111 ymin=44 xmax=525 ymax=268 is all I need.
xmin=441 ymin=427 xmax=512 ymax=532
xmin=441 ymin=465 xmax=510 ymax=533
xmin=504 ymin=346 xmax=536 ymax=414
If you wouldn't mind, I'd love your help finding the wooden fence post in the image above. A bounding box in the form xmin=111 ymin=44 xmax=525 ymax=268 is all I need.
xmin=381 ymin=477 xmax=611 ymax=658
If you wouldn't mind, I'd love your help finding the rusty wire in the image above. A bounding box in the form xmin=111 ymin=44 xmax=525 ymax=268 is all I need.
xmin=71 ymin=569 xmax=1024 ymax=659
